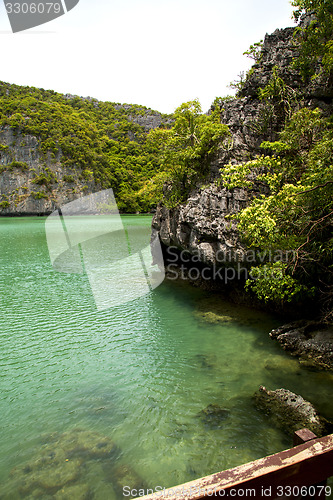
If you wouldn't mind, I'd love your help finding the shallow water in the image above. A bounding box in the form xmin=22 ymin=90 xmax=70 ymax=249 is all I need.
xmin=0 ymin=216 xmax=332 ymax=499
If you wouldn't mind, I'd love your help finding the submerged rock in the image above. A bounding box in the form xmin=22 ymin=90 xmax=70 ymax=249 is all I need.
xmin=54 ymin=483 xmax=91 ymax=500
xmin=194 ymin=296 xmax=274 ymax=330
xmin=4 ymin=426 xmax=147 ymax=500
xmin=197 ymin=404 xmax=230 ymax=429
xmin=269 ymin=320 xmax=333 ymax=371
xmin=254 ymin=386 xmax=333 ymax=437
xmin=196 ymin=311 xmax=233 ymax=324
xmin=6 ymin=428 xmax=119 ymax=499
xmin=112 ymin=464 xmax=146 ymax=498
xmin=194 ymin=353 xmax=217 ymax=369
xmin=15 ymin=456 xmax=83 ymax=496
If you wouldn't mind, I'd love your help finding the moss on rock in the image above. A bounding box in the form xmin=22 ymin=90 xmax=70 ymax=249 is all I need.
xmin=254 ymin=386 xmax=333 ymax=437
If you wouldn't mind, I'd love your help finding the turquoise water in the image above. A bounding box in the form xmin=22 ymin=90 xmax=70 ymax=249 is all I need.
xmin=0 ymin=216 xmax=332 ymax=499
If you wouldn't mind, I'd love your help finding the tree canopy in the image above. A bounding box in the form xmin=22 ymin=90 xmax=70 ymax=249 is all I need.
xmin=220 ymin=106 xmax=333 ymax=318
xmin=143 ymin=100 xmax=230 ymax=208
xmin=292 ymin=0 xmax=333 ymax=79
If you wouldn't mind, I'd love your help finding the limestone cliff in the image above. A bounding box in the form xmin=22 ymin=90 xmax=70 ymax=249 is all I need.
xmin=153 ymin=19 xmax=333 ymax=282
xmin=0 ymin=127 xmax=98 ymax=215
xmin=0 ymin=89 xmax=169 ymax=216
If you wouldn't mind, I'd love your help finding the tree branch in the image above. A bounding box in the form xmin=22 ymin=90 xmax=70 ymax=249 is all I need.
xmin=297 ymin=180 xmax=333 ymax=195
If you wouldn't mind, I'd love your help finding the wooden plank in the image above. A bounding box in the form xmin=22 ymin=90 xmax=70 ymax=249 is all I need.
xmin=293 ymin=428 xmax=318 ymax=446
xmin=292 ymin=429 xmax=327 ymax=500
xmin=139 ymin=434 xmax=333 ymax=500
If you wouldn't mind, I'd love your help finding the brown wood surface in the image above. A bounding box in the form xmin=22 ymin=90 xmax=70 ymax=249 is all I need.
xmin=293 ymin=428 xmax=318 ymax=446
xmin=138 ymin=433 xmax=333 ymax=500
xmin=293 ymin=429 xmax=327 ymax=499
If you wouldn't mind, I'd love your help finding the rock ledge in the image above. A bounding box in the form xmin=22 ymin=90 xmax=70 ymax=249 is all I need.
xmin=269 ymin=320 xmax=333 ymax=370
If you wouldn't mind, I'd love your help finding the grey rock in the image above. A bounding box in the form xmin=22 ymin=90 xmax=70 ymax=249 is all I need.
xmin=239 ymin=24 xmax=332 ymax=101
xmin=153 ymin=20 xmax=332 ymax=282
xmin=269 ymin=320 xmax=333 ymax=370
xmin=254 ymin=386 xmax=332 ymax=437
xmin=0 ymin=127 xmax=98 ymax=216
xmin=153 ymin=183 xmax=251 ymax=267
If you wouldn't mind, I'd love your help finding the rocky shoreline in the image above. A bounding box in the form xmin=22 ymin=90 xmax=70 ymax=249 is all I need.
xmin=269 ymin=320 xmax=333 ymax=371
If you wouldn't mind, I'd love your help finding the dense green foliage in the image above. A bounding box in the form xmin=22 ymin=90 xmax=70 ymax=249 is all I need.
xmin=0 ymin=81 xmax=171 ymax=212
xmin=220 ymin=107 xmax=333 ymax=317
xmin=292 ymin=0 xmax=333 ymax=79
xmin=218 ymin=3 xmax=333 ymax=316
xmin=246 ymin=66 xmax=301 ymax=141
xmin=143 ymin=100 xmax=230 ymax=208
xmin=243 ymin=40 xmax=263 ymax=62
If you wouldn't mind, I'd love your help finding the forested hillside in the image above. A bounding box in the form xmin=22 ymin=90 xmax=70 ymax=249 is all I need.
xmin=0 ymin=82 xmax=171 ymax=213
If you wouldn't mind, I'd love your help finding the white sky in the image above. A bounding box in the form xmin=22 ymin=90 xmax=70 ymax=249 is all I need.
xmin=0 ymin=0 xmax=296 ymax=114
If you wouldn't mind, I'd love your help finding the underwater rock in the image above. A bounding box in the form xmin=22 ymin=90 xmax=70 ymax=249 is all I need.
xmin=24 ymin=488 xmax=53 ymax=499
xmin=54 ymin=483 xmax=91 ymax=499
xmin=56 ymin=428 xmax=119 ymax=460
xmin=254 ymin=386 xmax=333 ymax=437
xmin=16 ymin=456 xmax=82 ymax=496
xmin=7 ymin=428 xmax=119 ymax=498
xmin=194 ymin=296 xmax=273 ymax=329
xmin=194 ymin=353 xmax=217 ymax=369
xmin=112 ymin=464 xmax=146 ymax=497
xmin=197 ymin=404 xmax=230 ymax=429
xmin=195 ymin=311 xmax=233 ymax=324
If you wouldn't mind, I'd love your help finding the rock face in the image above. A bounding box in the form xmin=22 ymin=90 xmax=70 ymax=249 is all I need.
xmin=153 ymin=183 xmax=250 ymax=267
xmin=0 ymin=127 xmax=99 ymax=215
xmin=153 ymin=20 xmax=333 ymax=279
xmin=239 ymin=17 xmax=333 ymax=102
xmin=269 ymin=320 xmax=333 ymax=370
xmin=254 ymin=386 xmax=332 ymax=437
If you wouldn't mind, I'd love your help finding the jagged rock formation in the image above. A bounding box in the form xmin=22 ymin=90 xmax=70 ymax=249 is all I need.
xmin=269 ymin=320 xmax=333 ymax=370
xmin=153 ymin=184 xmax=250 ymax=269
xmin=254 ymin=386 xmax=333 ymax=437
xmin=0 ymin=127 xmax=99 ymax=215
xmin=153 ymin=19 xmax=332 ymax=281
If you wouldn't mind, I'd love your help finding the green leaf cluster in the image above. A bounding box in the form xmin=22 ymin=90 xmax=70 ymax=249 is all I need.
xmin=146 ymin=100 xmax=230 ymax=208
xmin=220 ymin=107 xmax=333 ymax=314
xmin=245 ymin=261 xmax=314 ymax=304
xmin=243 ymin=40 xmax=263 ymax=62
xmin=292 ymin=0 xmax=333 ymax=79
xmin=0 ymin=81 xmax=171 ymax=213
xmin=31 ymin=168 xmax=58 ymax=187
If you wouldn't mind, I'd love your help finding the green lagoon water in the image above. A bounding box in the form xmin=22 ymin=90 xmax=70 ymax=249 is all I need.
xmin=1 ymin=216 xmax=333 ymax=498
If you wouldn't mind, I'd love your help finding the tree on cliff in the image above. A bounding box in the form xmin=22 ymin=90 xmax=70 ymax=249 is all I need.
xmin=292 ymin=0 xmax=333 ymax=79
xmin=140 ymin=100 xmax=230 ymax=208
xmin=215 ymin=1 xmax=333 ymax=317
xmin=220 ymin=103 xmax=333 ymax=318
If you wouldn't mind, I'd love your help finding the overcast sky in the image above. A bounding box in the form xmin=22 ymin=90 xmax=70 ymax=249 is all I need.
xmin=0 ymin=0 xmax=295 ymax=114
